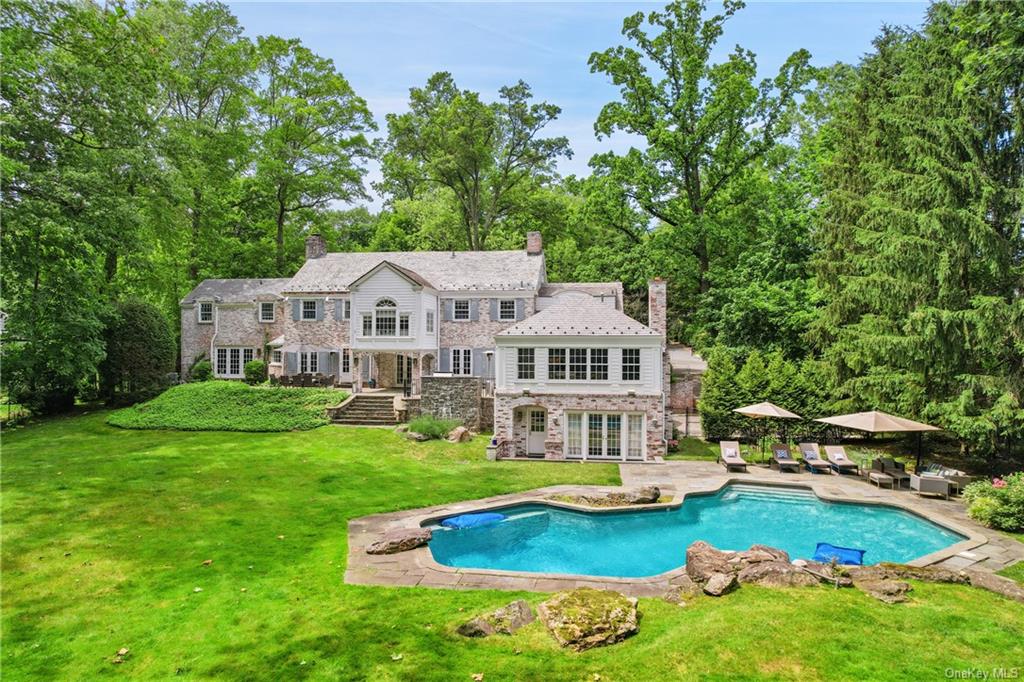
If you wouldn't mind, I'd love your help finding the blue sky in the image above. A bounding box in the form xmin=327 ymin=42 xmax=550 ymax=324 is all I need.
xmin=227 ymin=1 xmax=928 ymax=207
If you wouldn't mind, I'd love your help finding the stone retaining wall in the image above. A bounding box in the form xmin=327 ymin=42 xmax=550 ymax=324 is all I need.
xmin=420 ymin=376 xmax=487 ymax=429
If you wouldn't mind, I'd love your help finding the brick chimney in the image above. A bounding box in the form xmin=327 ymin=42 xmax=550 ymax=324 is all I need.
xmin=305 ymin=233 xmax=326 ymax=260
xmin=648 ymin=278 xmax=667 ymax=335
xmin=526 ymin=231 xmax=543 ymax=255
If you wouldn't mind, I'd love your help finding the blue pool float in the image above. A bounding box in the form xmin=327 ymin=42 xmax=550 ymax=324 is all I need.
xmin=813 ymin=542 xmax=866 ymax=565
xmin=441 ymin=512 xmax=506 ymax=529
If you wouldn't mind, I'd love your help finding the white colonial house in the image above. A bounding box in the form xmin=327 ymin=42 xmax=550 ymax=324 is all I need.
xmin=180 ymin=232 xmax=683 ymax=461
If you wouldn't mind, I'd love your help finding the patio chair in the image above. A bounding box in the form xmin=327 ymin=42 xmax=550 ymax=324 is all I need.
xmin=279 ymin=375 xmax=292 ymax=387
xmin=910 ymin=474 xmax=950 ymax=499
xmin=769 ymin=443 xmax=801 ymax=473
xmin=797 ymin=442 xmax=832 ymax=474
xmin=824 ymin=445 xmax=860 ymax=475
xmin=718 ymin=441 xmax=748 ymax=472
xmin=873 ymin=457 xmax=911 ymax=488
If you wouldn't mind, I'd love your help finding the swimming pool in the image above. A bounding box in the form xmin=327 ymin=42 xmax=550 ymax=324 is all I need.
xmin=427 ymin=484 xmax=966 ymax=578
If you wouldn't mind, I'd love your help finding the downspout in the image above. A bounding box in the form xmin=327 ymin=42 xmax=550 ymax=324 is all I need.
xmin=209 ymin=302 xmax=219 ymax=377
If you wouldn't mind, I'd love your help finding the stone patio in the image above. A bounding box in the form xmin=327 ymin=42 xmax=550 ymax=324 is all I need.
xmin=345 ymin=461 xmax=1023 ymax=596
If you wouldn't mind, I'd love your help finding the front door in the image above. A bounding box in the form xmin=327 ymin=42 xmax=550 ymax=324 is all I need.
xmin=527 ymin=409 xmax=546 ymax=456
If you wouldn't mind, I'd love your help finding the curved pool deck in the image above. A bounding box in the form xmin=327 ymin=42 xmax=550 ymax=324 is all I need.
xmin=345 ymin=462 xmax=1021 ymax=597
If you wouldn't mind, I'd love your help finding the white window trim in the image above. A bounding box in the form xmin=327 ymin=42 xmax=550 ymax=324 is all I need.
xmin=270 ymin=350 xmax=282 ymax=365
xmin=198 ymin=302 xmax=214 ymax=324
xmin=357 ymin=301 xmax=415 ymax=338
xmin=259 ymin=302 xmax=275 ymax=323
xmin=426 ymin=310 xmax=435 ymax=334
xmin=214 ymin=346 xmax=255 ymax=378
xmin=451 ymin=348 xmax=473 ymax=375
xmin=343 ymin=299 xmax=351 ymax=320
xmin=301 ymin=299 xmax=318 ymax=321
xmin=564 ymin=411 xmax=645 ymax=461
xmin=498 ymin=299 xmax=516 ymax=321
xmin=621 ymin=348 xmax=642 ymax=383
xmin=517 ymin=348 xmax=535 ymax=380
xmin=299 ymin=351 xmax=319 ymax=374
xmin=453 ymin=299 xmax=470 ymax=321
xmin=544 ymin=347 xmax=614 ymax=383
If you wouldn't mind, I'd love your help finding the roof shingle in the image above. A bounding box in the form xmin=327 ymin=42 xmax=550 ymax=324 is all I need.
xmin=497 ymin=296 xmax=660 ymax=337
xmin=180 ymin=278 xmax=291 ymax=304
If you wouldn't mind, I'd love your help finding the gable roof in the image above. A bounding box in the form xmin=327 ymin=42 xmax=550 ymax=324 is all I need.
xmin=539 ymin=282 xmax=624 ymax=309
xmin=181 ymin=278 xmax=291 ymax=305
xmin=497 ymin=296 xmax=660 ymax=338
xmin=285 ymin=250 xmax=544 ymax=293
xmin=349 ymin=260 xmax=435 ymax=290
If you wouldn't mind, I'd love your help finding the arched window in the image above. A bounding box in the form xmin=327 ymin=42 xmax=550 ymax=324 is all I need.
xmin=374 ymin=298 xmax=397 ymax=336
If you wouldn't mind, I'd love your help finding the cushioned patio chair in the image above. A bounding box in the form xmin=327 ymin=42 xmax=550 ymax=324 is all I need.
xmin=718 ymin=441 xmax=748 ymax=472
xmin=798 ymin=442 xmax=832 ymax=474
xmin=769 ymin=443 xmax=801 ymax=473
xmin=910 ymin=474 xmax=950 ymax=499
xmin=824 ymin=445 xmax=860 ymax=475
xmin=873 ymin=457 xmax=910 ymax=488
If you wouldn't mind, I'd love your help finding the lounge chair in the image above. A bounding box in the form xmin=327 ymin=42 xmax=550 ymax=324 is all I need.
xmin=798 ymin=442 xmax=832 ymax=474
xmin=824 ymin=446 xmax=860 ymax=475
xmin=719 ymin=441 xmax=748 ymax=472
xmin=769 ymin=443 xmax=801 ymax=473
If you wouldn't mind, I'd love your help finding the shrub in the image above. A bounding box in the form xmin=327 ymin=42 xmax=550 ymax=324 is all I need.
xmin=963 ymin=473 xmax=1024 ymax=531
xmin=107 ymin=381 xmax=346 ymax=432
xmin=99 ymin=299 xmax=176 ymax=405
xmin=191 ymin=361 xmax=213 ymax=382
xmin=244 ymin=360 xmax=267 ymax=385
xmin=408 ymin=414 xmax=460 ymax=440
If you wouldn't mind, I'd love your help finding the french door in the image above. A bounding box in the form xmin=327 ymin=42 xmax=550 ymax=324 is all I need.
xmin=565 ymin=412 xmax=645 ymax=461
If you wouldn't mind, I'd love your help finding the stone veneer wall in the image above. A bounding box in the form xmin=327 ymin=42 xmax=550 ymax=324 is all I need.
xmin=669 ymin=371 xmax=702 ymax=410
xmin=493 ymin=392 xmax=666 ymax=461
xmin=283 ymin=302 xmax=350 ymax=348
xmin=438 ymin=296 xmax=536 ymax=350
xmin=180 ymin=301 xmax=286 ymax=379
xmin=419 ymin=376 xmax=485 ymax=429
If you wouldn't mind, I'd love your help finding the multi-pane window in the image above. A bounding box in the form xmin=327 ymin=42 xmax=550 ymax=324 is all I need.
xmin=621 ymin=348 xmax=641 ymax=381
xmin=259 ymin=302 xmax=275 ymax=322
xmin=215 ymin=347 xmax=253 ymax=377
xmin=499 ymin=300 xmax=516 ymax=321
xmin=426 ymin=311 xmax=435 ymax=333
xmin=589 ymin=349 xmax=608 ymax=380
xmin=548 ymin=348 xmax=566 ymax=380
xmin=343 ymin=300 xmax=351 ymax=319
xmin=216 ymin=348 xmax=227 ymax=374
xmin=243 ymin=348 xmax=254 ymax=366
xmin=199 ymin=302 xmax=213 ymax=323
xmin=628 ymin=414 xmax=644 ymax=459
xmin=452 ymin=348 xmax=472 ymax=375
xmin=302 ymin=300 xmax=317 ymax=320
xmin=567 ymin=411 xmax=645 ymax=461
xmin=530 ymin=409 xmax=545 ymax=433
xmin=569 ymin=348 xmax=588 ymax=380
xmin=341 ymin=349 xmax=350 ymax=374
xmin=375 ymin=298 xmax=397 ymax=336
xmin=271 ymin=350 xmax=282 ymax=364
xmin=517 ymin=348 xmax=535 ymax=380
xmin=299 ymin=351 xmax=318 ymax=374
xmin=453 ymin=300 xmax=470 ymax=320
xmin=362 ymin=314 xmax=373 ymax=336
xmin=566 ymin=413 xmax=583 ymax=458
xmin=399 ymin=313 xmax=410 ymax=336
xmin=588 ymin=414 xmax=604 ymax=457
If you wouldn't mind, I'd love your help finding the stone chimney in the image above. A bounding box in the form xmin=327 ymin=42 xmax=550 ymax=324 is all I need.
xmin=648 ymin=278 xmax=667 ymax=335
xmin=526 ymin=231 xmax=543 ymax=255
xmin=305 ymin=233 xmax=326 ymax=260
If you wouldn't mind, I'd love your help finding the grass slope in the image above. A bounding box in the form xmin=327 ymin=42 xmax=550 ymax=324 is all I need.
xmin=107 ymin=381 xmax=346 ymax=432
xmin=3 ymin=414 xmax=1022 ymax=681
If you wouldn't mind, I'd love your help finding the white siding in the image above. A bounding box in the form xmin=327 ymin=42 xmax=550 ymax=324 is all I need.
xmin=495 ymin=337 xmax=662 ymax=395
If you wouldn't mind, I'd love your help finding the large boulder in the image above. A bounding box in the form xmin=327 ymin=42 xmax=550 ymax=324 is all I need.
xmin=447 ymin=426 xmax=473 ymax=443
xmin=855 ymin=579 xmax=912 ymax=604
xmin=624 ymin=485 xmax=661 ymax=504
xmin=737 ymin=561 xmax=820 ymax=588
xmin=537 ymin=588 xmax=638 ymax=651
xmin=703 ymin=571 xmax=738 ymax=596
xmin=686 ymin=541 xmax=735 ymax=583
xmin=365 ymin=528 xmax=432 ymax=555
xmin=457 ymin=599 xmax=535 ymax=637
xmin=846 ymin=563 xmax=969 ymax=585
xmin=965 ymin=570 xmax=1024 ymax=603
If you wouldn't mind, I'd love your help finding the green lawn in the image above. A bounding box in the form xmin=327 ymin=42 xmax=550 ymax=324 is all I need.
xmin=3 ymin=414 xmax=1023 ymax=680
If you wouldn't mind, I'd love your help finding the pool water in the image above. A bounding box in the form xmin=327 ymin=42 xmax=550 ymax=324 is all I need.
xmin=427 ymin=484 xmax=965 ymax=578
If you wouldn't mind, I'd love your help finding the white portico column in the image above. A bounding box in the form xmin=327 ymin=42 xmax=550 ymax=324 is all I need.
xmin=353 ymin=352 xmax=364 ymax=393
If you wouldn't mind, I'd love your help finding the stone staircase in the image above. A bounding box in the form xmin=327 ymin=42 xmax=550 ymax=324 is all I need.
xmin=329 ymin=394 xmax=399 ymax=426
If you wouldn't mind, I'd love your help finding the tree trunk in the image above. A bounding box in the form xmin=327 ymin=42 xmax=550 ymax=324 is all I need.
xmin=189 ymin=188 xmax=202 ymax=282
xmin=275 ymin=185 xmax=287 ymax=277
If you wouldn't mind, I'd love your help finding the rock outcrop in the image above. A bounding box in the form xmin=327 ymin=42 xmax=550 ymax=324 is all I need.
xmin=365 ymin=528 xmax=432 ymax=555
xmin=686 ymin=541 xmax=736 ymax=583
xmin=457 ymin=599 xmax=535 ymax=637
xmin=703 ymin=571 xmax=738 ymax=596
xmin=537 ymin=588 xmax=638 ymax=651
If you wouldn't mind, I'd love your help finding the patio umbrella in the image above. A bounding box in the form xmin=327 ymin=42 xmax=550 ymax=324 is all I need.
xmin=733 ymin=402 xmax=803 ymax=462
xmin=815 ymin=410 xmax=939 ymax=471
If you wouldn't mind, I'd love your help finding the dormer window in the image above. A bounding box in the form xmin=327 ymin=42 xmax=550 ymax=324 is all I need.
xmin=198 ymin=302 xmax=213 ymax=323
